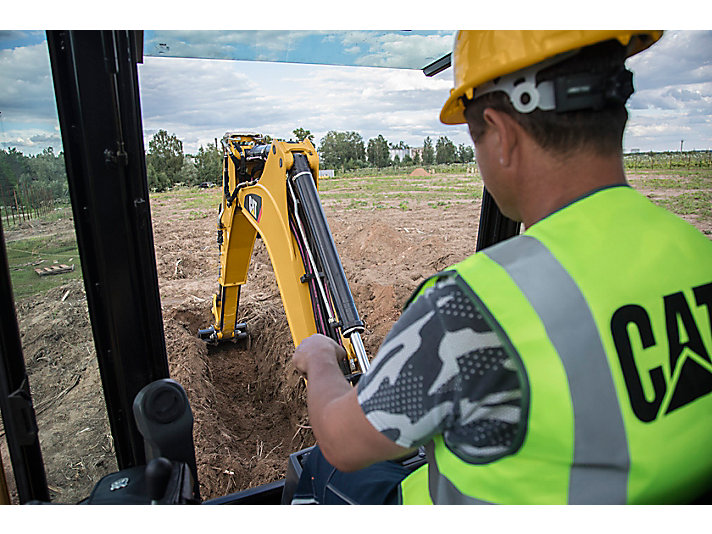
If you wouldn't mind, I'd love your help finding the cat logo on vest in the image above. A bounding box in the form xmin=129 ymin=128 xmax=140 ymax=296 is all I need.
xmin=610 ymin=282 xmax=712 ymax=422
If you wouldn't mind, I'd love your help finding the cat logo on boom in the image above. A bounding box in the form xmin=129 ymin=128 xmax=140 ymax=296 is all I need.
xmin=245 ymin=194 xmax=262 ymax=223
xmin=611 ymin=281 xmax=712 ymax=423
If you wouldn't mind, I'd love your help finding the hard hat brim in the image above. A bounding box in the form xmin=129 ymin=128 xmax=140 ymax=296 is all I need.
xmin=440 ymin=30 xmax=663 ymax=126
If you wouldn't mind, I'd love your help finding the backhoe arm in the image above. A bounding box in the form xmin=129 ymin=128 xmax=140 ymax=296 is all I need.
xmin=199 ymin=133 xmax=369 ymax=380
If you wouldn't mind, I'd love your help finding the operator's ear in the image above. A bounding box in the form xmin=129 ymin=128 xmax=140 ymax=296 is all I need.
xmin=481 ymin=108 xmax=520 ymax=168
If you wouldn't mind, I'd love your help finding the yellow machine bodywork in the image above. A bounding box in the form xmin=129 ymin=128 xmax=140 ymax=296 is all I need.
xmin=204 ymin=133 xmax=364 ymax=376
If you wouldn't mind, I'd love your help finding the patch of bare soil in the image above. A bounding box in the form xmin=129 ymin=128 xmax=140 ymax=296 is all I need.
xmin=2 ymin=190 xmax=480 ymax=504
xmin=3 ymin=215 xmax=76 ymax=244
xmin=149 ymin=195 xmax=481 ymax=500
xmin=8 ymin=173 xmax=707 ymax=504
xmin=2 ymin=280 xmax=116 ymax=504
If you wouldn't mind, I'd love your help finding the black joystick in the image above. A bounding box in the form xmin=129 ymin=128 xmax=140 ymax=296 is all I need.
xmin=133 ymin=379 xmax=200 ymax=500
xmin=145 ymin=457 xmax=173 ymax=504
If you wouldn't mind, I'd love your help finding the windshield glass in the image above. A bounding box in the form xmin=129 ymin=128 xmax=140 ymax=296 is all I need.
xmin=143 ymin=30 xmax=455 ymax=70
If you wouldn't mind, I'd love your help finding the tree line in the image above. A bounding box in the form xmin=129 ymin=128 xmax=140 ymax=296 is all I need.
xmin=0 ymin=147 xmax=66 ymax=224
xmin=145 ymin=130 xmax=221 ymax=192
xmin=0 ymin=128 xmax=475 ymax=200
xmin=145 ymin=128 xmax=474 ymax=191
xmin=317 ymin=130 xmax=474 ymax=171
xmin=0 ymin=147 xmax=68 ymax=201
xmin=0 ymin=134 xmax=223 ymax=198
xmin=4 ymin=128 xmax=708 ymax=205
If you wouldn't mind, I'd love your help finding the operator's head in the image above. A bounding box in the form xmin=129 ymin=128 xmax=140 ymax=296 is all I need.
xmin=441 ymin=31 xmax=663 ymax=158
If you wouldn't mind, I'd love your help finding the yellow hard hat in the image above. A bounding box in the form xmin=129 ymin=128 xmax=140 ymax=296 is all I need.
xmin=440 ymin=30 xmax=663 ymax=125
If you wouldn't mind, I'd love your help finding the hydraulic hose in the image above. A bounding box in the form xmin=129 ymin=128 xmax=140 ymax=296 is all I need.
xmin=289 ymin=154 xmax=364 ymax=337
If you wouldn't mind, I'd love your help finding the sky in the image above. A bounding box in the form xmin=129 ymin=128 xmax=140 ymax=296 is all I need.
xmin=1 ymin=23 xmax=711 ymax=157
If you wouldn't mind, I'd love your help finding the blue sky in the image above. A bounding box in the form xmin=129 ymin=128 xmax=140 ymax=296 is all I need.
xmin=1 ymin=27 xmax=711 ymax=156
xmin=143 ymin=30 xmax=454 ymax=68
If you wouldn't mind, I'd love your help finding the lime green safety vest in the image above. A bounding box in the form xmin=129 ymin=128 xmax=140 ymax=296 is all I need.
xmin=401 ymin=185 xmax=712 ymax=504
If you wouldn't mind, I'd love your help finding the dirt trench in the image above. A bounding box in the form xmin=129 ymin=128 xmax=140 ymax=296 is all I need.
xmin=1 ymin=192 xmax=480 ymax=503
xmin=6 ymin=171 xmax=710 ymax=504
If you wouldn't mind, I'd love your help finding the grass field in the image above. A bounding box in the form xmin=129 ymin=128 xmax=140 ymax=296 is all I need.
xmin=6 ymin=164 xmax=712 ymax=300
xmin=5 ymin=233 xmax=82 ymax=299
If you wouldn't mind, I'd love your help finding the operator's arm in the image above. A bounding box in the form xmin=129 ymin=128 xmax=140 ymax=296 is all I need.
xmin=293 ymin=334 xmax=415 ymax=472
xmin=295 ymin=275 xmax=525 ymax=473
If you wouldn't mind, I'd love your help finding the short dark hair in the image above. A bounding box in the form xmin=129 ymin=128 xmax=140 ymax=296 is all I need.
xmin=464 ymin=40 xmax=630 ymax=157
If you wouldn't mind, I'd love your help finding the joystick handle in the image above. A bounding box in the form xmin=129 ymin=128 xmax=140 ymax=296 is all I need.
xmin=145 ymin=457 xmax=173 ymax=504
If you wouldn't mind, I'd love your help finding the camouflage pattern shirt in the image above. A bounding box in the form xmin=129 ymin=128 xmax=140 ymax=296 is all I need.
xmin=357 ymin=275 xmax=525 ymax=462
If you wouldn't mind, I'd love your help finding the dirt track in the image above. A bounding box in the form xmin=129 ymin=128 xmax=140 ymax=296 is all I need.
xmin=2 ymin=171 xmax=710 ymax=503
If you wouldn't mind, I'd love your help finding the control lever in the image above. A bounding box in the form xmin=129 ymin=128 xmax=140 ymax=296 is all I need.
xmin=145 ymin=457 xmax=173 ymax=504
xmin=133 ymin=379 xmax=200 ymax=501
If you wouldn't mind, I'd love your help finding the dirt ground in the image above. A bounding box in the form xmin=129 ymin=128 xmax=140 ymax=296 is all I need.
xmin=1 ymin=180 xmax=480 ymax=504
xmin=1 ymin=172 xmax=710 ymax=504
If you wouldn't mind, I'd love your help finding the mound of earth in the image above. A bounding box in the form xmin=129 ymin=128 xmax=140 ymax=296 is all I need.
xmin=1 ymin=190 xmax=481 ymax=503
xmin=410 ymin=167 xmax=429 ymax=176
xmin=3 ymin=172 xmax=710 ymax=504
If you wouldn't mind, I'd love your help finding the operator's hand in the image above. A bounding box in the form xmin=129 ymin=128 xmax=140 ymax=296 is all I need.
xmin=293 ymin=334 xmax=346 ymax=377
xmin=292 ymin=334 xmax=413 ymax=473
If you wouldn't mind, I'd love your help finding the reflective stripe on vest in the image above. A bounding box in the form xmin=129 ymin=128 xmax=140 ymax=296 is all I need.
xmin=423 ymin=235 xmax=629 ymax=504
xmin=486 ymin=235 xmax=630 ymax=503
xmin=417 ymin=186 xmax=712 ymax=504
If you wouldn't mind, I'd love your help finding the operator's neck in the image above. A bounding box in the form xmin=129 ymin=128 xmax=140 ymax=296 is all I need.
xmin=519 ymin=151 xmax=627 ymax=229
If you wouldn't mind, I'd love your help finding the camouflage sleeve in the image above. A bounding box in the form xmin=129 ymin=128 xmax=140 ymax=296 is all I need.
xmin=357 ymin=275 xmax=525 ymax=462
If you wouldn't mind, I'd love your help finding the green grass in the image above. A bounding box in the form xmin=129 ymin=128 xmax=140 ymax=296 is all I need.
xmin=650 ymin=191 xmax=712 ymax=218
xmin=318 ymin=171 xmax=484 ymax=204
xmin=346 ymin=199 xmax=368 ymax=210
xmin=628 ymin=172 xmax=712 ymax=190
xmin=428 ymin=200 xmax=451 ymax=210
xmin=6 ymin=166 xmax=710 ymax=301
xmin=5 ymin=235 xmax=82 ymax=299
xmin=150 ymin=186 xmax=220 ymax=211
xmin=188 ymin=210 xmax=209 ymax=220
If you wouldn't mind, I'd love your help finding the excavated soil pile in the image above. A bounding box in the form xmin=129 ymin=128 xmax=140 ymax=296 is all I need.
xmin=6 ymin=173 xmax=712 ymax=503
xmin=1 ymin=190 xmax=480 ymax=504
xmin=3 ymin=172 xmax=710 ymax=504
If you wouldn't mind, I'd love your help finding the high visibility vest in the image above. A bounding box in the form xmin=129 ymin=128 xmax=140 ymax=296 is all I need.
xmin=401 ymin=185 xmax=712 ymax=504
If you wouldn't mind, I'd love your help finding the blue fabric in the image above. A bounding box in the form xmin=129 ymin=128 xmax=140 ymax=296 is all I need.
xmin=291 ymin=445 xmax=411 ymax=505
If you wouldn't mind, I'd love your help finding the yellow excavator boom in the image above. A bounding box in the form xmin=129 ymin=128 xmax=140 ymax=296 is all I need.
xmin=199 ymin=133 xmax=369 ymax=380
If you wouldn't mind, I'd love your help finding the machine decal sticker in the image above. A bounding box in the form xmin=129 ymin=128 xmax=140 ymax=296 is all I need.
xmin=245 ymin=194 xmax=262 ymax=223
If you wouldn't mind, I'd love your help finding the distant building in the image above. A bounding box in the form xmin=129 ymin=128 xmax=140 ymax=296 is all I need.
xmin=319 ymin=169 xmax=335 ymax=178
xmin=389 ymin=148 xmax=409 ymax=161
xmin=389 ymin=147 xmax=423 ymax=161
xmin=410 ymin=146 xmax=424 ymax=160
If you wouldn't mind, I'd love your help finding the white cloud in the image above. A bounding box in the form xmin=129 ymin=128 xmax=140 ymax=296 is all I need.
xmin=627 ymin=31 xmax=712 ymax=90
xmin=139 ymin=57 xmax=270 ymax=150
xmin=137 ymin=55 xmax=465 ymax=154
xmin=0 ymin=42 xmax=55 ymax=121
xmin=144 ymin=30 xmax=329 ymax=62
xmin=0 ymin=41 xmax=61 ymax=152
xmin=342 ymin=31 xmax=454 ymax=68
xmin=1 ymin=30 xmax=711 ymax=155
xmin=623 ymin=30 xmax=712 ymax=150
